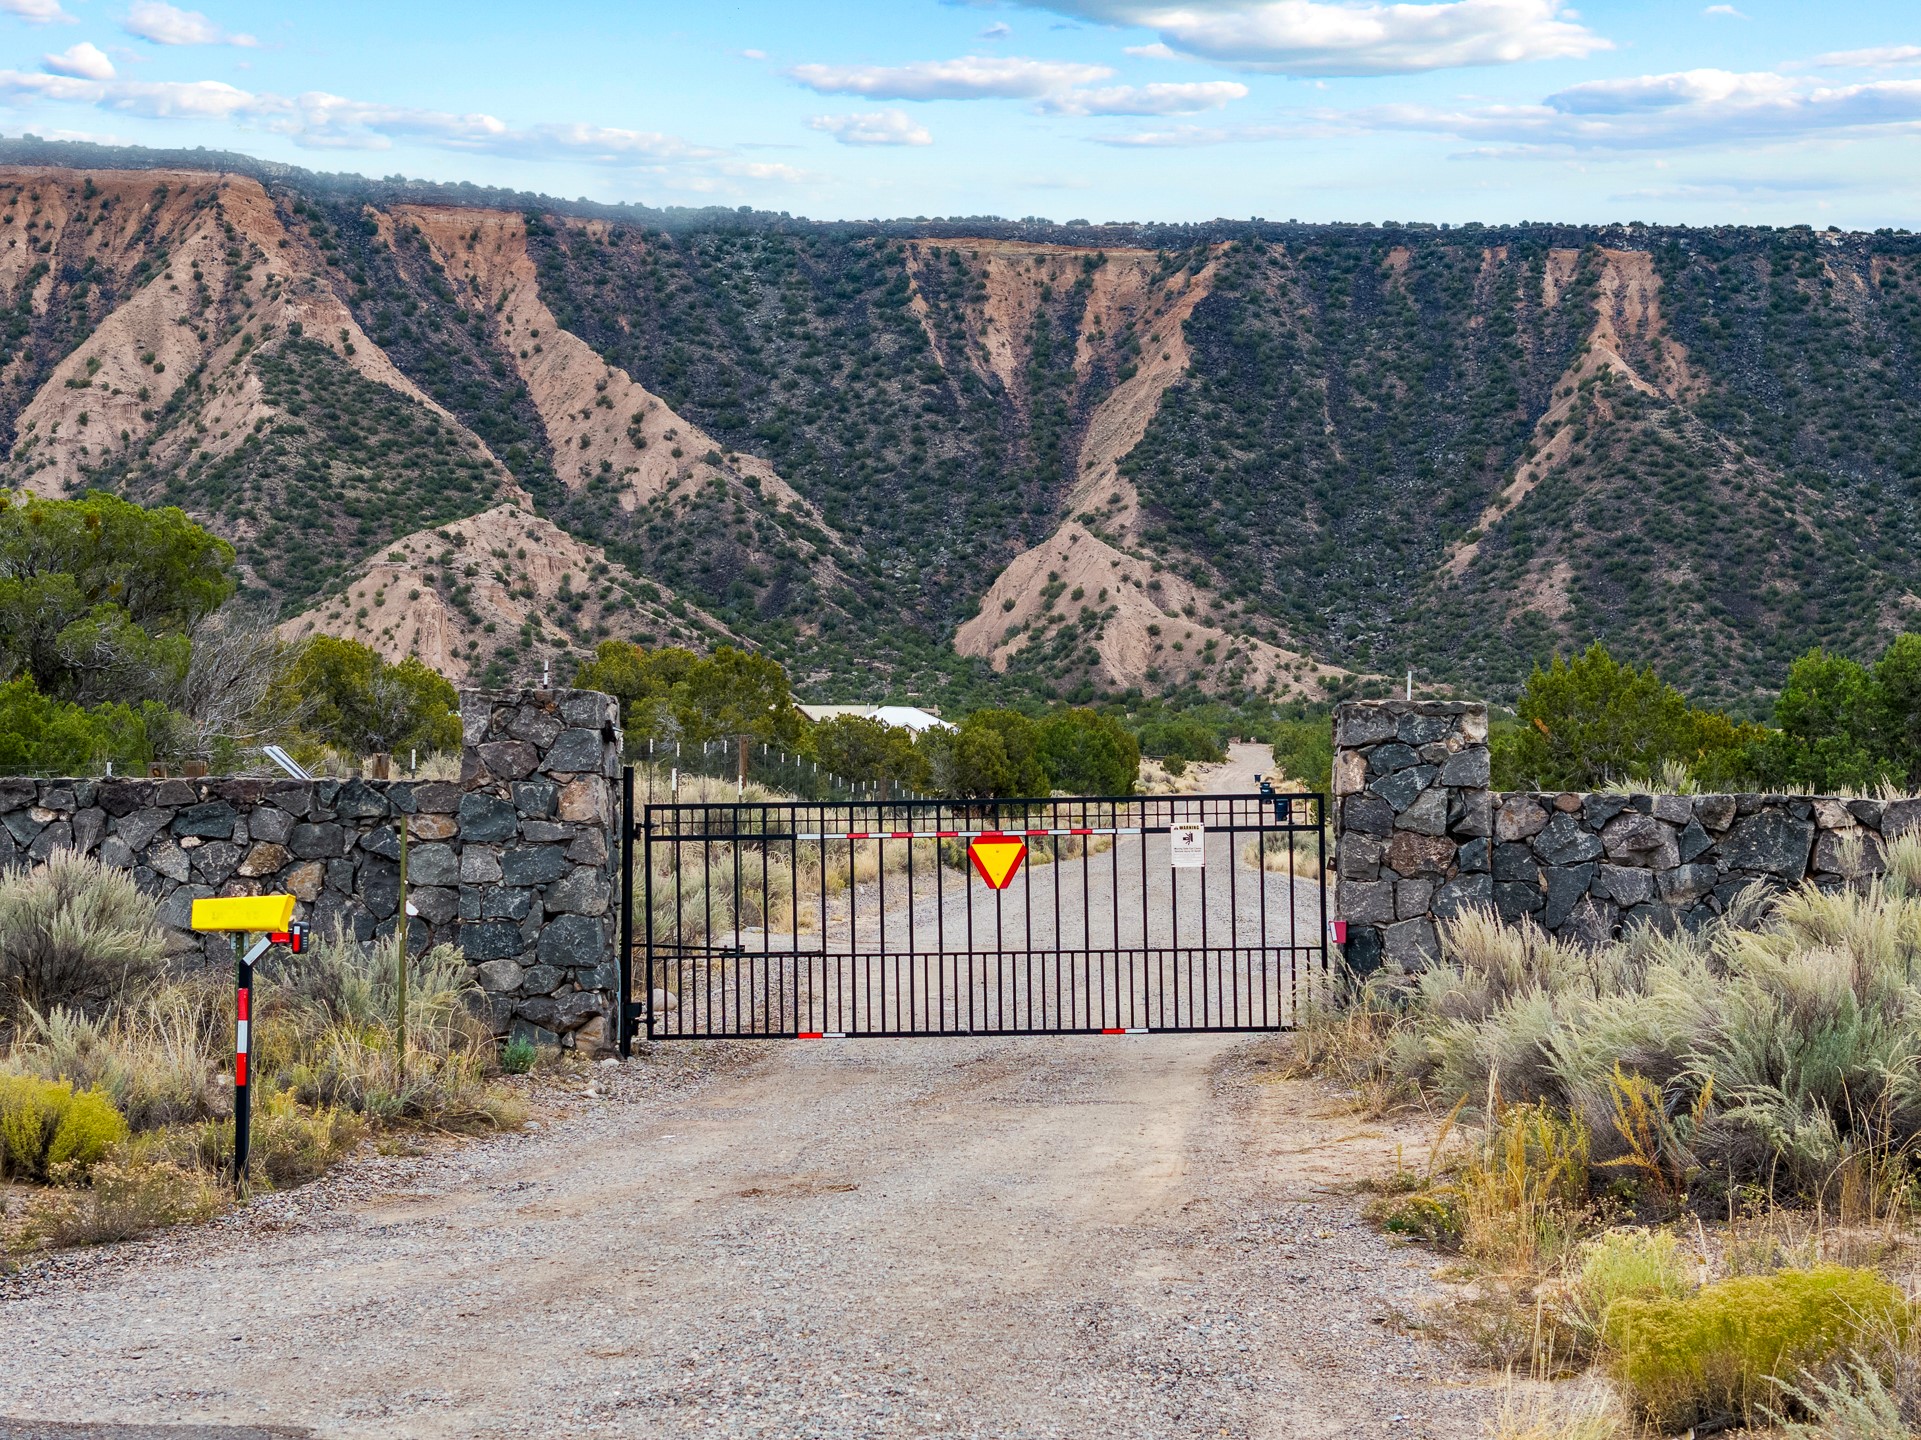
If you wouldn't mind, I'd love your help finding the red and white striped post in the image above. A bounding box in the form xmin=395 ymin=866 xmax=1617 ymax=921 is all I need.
xmin=191 ymin=897 xmax=305 ymax=1189
xmin=232 ymin=935 xmax=259 ymax=1183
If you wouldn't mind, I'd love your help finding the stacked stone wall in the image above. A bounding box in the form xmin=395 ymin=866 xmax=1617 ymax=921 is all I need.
xmin=1333 ymin=699 xmax=1921 ymax=972
xmin=1330 ymin=701 xmax=1491 ymax=972
xmin=0 ymin=776 xmax=463 ymax=965
xmin=0 ymin=687 xmax=624 ymax=1049
xmin=455 ymin=689 xmax=622 ymax=1048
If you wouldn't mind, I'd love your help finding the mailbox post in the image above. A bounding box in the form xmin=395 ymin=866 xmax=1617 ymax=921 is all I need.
xmin=189 ymin=895 xmax=305 ymax=1189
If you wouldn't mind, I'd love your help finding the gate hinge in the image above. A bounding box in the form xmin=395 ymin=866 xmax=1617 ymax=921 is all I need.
xmin=622 ymin=1000 xmax=650 ymax=1026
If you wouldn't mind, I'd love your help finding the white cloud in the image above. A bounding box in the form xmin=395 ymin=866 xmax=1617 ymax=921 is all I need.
xmin=1093 ymin=120 xmax=1287 ymax=146
xmin=0 ymin=0 xmax=74 ymax=24
xmin=979 ymin=21 xmax=1011 ymax=38
xmin=1702 ymin=5 xmax=1747 ymax=18
xmin=1351 ymin=67 xmax=1921 ymax=149
xmin=1038 ymin=79 xmax=1247 ymax=114
xmin=787 ymin=54 xmax=1111 ymax=99
xmin=122 ymin=1 xmax=258 ymax=47
xmin=1123 ymin=41 xmax=1180 ymax=58
xmin=739 ymin=48 xmax=767 ymax=60
xmin=1547 ymin=68 xmax=1797 ymax=114
xmin=809 ymin=109 xmax=933 ymax=145
xmin=1087 ymin=61 xmax=1921 ymax=152
xmin=1018 ymin=0 xmax=1609 ymax=76
xmin=1809 ymin=45 xmax=1921 ymax=70
xmin=42 ymin=41 xmax=114 ymax=79
xmin=0 ymin=59 xmax=814 ymax=198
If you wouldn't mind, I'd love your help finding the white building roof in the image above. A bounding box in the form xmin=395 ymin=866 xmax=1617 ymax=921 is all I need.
xmin=798 ymin=704 xmax=955 ymax=733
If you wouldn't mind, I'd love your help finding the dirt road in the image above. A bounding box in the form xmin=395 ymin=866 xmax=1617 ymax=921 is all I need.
xmin=1 ymin=1040 xmax=1500 ymax=1440
xmin=0 ymin=747 xmax=1503 ymax=1438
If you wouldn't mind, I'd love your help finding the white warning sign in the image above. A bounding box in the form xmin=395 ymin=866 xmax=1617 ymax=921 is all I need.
xmin=1169 ymin=821 xmax=1205 ymax=869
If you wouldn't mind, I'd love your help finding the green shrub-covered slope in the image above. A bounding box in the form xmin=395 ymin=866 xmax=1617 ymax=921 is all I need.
xmin=5 ymin=140 xmax=1920 ymax=704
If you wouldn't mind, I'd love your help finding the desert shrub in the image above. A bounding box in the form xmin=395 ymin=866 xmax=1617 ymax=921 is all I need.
xmin=261 ymin=926 xmax=482 ymax=1046
xmin=1576 ymin=1227 xmax=1692 ymax=1323
xmin=16 ymin=1157 xmax=222 ymax=1249
xmin=0 ymin=849 xmax=167 ymax=1023
xmin=1338 ymin=833 xmax=1921 ymax=1204
xmin=7 ymin=973 xmax=228 ymax=1130
xmin=1780 ymin=1321 xmax=1921 ymax=1440
xmin=252 ymin=1095 xmax=366 ymax=1190
xmin=1603 ymin=1266 xmax=1909 ymax=1430
xmin=1366 ymin=1188 xmax=1461 ymax=1246
xmin=0 ymin=1075 xmax=127 ymax=1182
xmin=258 ymin=930 xmax=511 ymax=1132
xmin=500 ymin=1036 xmax=537 ymax=1075
xmin=1458 ymin=1101 xmax=1590 ymax=1271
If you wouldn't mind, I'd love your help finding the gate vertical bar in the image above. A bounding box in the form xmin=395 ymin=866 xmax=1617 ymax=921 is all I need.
xmin=619 ymin=765 xmax=636 ymax=1058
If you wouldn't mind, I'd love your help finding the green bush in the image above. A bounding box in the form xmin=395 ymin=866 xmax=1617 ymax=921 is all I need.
xmin=1036 ymin=708 xmax=1138 ymax=795
xmin=924 ymin=709 xmax=1049 ymax=798
xmin=1603 ymin=1266 xmax=1908 ymax=1430
xmin=1269 ymin=717 xmax=1332 ymax=793
xmin=0 ymin=677 xmax=168 ymax=776
xmin=0 ymin=1074 xmax=128 ymax=1182
xmin=500 ymin=1036 xmax=537 ymax=1075
xmin=277 ymin=635 xmax=459 ymax=758
xmin=804 ymin=713 xmax=928 ymax=793
xmin=1751 ymin=634 xmax=1921 ymax=792
xmin=1365 ymin=1188 xmax=1461 ymax=1245
xmin=1573 ymin=1227 xmax=1692 ymax=1343
xmin=1135 ymin=714 xmax=1226 ymax=766
xmin=1495 ymin=641 xmax=1763 ymax=790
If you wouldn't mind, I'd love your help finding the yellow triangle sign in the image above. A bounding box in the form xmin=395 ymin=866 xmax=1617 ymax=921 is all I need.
xmin=968 ymin=835 xmax=1027 ymax=890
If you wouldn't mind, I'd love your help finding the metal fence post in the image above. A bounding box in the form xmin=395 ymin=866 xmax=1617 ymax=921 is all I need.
xmin=619 ymin=764 xmax=636 ymax=1059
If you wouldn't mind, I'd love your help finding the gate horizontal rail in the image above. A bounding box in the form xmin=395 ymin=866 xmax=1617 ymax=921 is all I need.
xmin=617 ymin=786 xmax=1327 ymax=1047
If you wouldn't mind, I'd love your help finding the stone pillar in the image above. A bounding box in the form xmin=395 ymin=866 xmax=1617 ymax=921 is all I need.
xmin=1332 ymin=700 xmax=1491 ymax=975
xmin=457 ymin=689 xmax=622 ymax=1049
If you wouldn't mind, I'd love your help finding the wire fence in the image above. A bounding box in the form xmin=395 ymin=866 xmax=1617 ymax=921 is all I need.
xmin=629 ymin=737 xmax=925 ymax=806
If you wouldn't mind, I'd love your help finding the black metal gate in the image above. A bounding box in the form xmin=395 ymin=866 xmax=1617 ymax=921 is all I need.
xmin=616 ymin=779 xmax=1327 ymax=1048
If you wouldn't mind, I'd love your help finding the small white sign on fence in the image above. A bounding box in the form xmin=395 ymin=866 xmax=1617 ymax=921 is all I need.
xmin=1169 ymin=821 xmax=1205 ymax=869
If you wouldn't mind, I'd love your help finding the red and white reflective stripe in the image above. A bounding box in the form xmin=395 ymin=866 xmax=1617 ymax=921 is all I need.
xmin=1101 ymin=1027 xmax=1150 ymax=1035
xmin=234 ymin=987 xmax=251 ymax=1087
xmin=793 ymin=826 xmax=1142 ymax=842
xmin=797 ymin=1031 xmax=847 ymax=1040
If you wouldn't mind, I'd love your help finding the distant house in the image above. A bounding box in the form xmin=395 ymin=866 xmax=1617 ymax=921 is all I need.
xmin=798 ymin=704 xmax=955 ymax=734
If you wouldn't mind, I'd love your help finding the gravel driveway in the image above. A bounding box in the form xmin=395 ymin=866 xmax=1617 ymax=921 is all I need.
xmin=1 ymin=1039 xmax=1502 ymax=1440
xmin=1 ymin=747 xmax=1504 ymax=1438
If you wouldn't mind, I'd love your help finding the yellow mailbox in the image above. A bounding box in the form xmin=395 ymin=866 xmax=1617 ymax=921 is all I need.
xmin=190 ymin=893 xmax=302 ymax=1188
xmin=190 ymin=894 xmax=296 ymax=934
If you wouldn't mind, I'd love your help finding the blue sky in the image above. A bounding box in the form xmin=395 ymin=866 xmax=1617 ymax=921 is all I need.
xmin=0 ymin=1 xmax=1916 ymax=228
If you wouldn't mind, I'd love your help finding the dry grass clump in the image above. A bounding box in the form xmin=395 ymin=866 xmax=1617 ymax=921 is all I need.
xmin=15 ymin=1155 xmax=223 ymax=1248
xmin=1486 ymin=1380 xmax=1626 ymax=1440
xmin=1241 ymin=829 xmax=1331 ymax=875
